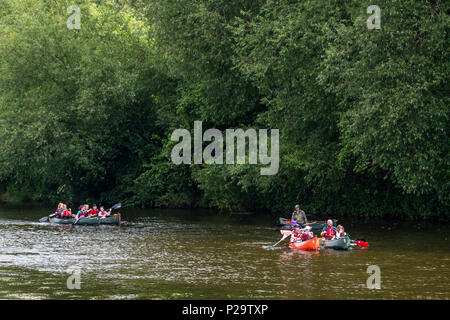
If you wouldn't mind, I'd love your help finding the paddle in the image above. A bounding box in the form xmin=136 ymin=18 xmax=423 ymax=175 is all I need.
xmin=281 ymin=241 xmax=296 ymax=248
xmin=349 ymin=236 xmax=369 ymax=247
xmin=102 ymin=203 xmax=122 ymax=218
xmin=266 ymin=233 xmax=290 ymax=249
xmin=353 ymin=240 xmax=369 ymax=248
xmin=110 ymin=203 xmax=122 ymax=211
xmin=39 ymin=212 xmax=58 ymax=223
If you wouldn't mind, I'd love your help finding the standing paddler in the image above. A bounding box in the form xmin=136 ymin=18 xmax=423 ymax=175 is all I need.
xmin=291 ymin=204 xmax=308 ymax=226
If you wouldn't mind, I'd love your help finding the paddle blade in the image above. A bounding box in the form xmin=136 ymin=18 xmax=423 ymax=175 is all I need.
xmin=355 ymin=240 xmax=369 ymax=248
xmin=111 ymin=203 xmax=122 ymax=210
xmin=39 ymin=216 xmax=49 ymax=222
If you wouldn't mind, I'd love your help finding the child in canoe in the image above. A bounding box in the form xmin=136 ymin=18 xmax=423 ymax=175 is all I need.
xmin=290 ymin=224 xmax=302 ymax=242
xmin=76 ymin=204 xmax=89 ymax=220
xmin=55 ymin=203 xmax=64 ymax=217
xmin=301 ymin=226 xmax=313 ymax=241
xmin=335 ymin=225 xmax=347 ymax=239
xmin=98 ymin=206 xmax=111 ymax=218
xmin=61 ymin=204 xmax=72 ymax=219
xmin=291 ymin=224 xmax=313 ymax=242
xmin=89 ymin=204 xmax=99 ymax=217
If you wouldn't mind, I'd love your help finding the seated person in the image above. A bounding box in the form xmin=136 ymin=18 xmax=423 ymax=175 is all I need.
xmin=76 ymin=204 xmax=89 ymax=220
xmin=61 ymin=204 xmax=72 ymax=219
xmin=300 ymin=226 xmax=313 ymax=241
xmin=89 ymin=204 xmax=99 ymax=217
xmin=98 ymin=206 xmax=111 ymax=218
xmin=290 ymin=224 xmax=303 ymax=242
xmin=336 ymin=225 xmax=347 ymax=239
xmin=55 ymin=202 xmax=64 ymax=217
xmin=320 ymin=219 xmax=337 ymax=240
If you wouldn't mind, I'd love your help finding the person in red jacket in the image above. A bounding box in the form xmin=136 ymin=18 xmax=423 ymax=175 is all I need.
xmin=301 ymin=226 xmax=313 ymax=241
xmin=98 ymin=206 xmax=112 ymax=218
xmin=89 ymin=205 xmax=99 ymax=217
xmin=290 ymin=224 xmax=303 ymax=243
xmin=62 ymin=204 xmax=72 ymax=218
xmin=320 ymin=219 xmax=337 ymax=240
xmin=76 ymin=204 xmax=89 ymax=220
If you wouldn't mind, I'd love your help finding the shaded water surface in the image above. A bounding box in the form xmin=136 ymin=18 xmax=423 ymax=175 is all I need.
xmin=0 ymin=205 xmax=448 ymax=299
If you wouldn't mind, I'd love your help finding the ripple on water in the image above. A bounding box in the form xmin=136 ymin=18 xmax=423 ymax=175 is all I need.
xmin=0 ymin=210 xmax=449 ymax=299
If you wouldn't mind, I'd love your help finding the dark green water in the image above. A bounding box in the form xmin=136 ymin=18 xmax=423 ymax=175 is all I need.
xmin=0 ymin=205 xmax=448 ymax=299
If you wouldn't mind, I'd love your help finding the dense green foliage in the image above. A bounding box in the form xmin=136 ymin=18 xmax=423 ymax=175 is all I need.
xmin=0 ymin=0 xmax=448 ymax=219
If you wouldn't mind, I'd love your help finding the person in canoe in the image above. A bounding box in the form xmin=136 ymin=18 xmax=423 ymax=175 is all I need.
xmin=291 ymin=204 xmax=308 ymax=225
xmin=320 ymin=219 xmax=337 ymax=240
xmin=98 ymin=206 xmax=111 ymax=218
xmin=75 ymin=204 xmax=89 ymax=221
xmin=55 ymin=203 xmax=64 ymax=217
xmin=89 ymin=204 xmax=99 ymax=217
xmin=335 ymin=225 xmax=347 ymax=239
xmin=61 ymin=204 xmax=72 ymax=219
xmin=301 ymin=226 xmax=313 ymax=241
xmin=290 ymin=224 xmax=313 ymax=242
xmin=290 ymin=224 xmax=303 ymax=243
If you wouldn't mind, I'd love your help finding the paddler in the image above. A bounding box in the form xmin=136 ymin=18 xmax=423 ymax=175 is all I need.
xmin=62 ymin=204 xmax=72 ymax=219
xmin=320 ymin=219 xmax=337 ymax=240
xmin=301 ymin=226 xmax=313 ymax=241
xmin=55 ymin=202 xmax=64 ymax=218
xmin=89 ymin=204 xmax=99 ymax=217
xmin=98 ymin=206 xmax=111 ymax=218
xmin=291 ymin=204 xmax=308 ymax=225
xmin=75 ymin=204 xmax=89 ymax=221
xmin=290 ymin=224 xmax=303 ymax=243
xmin=335 ymin=225 xmax=347 ymax=239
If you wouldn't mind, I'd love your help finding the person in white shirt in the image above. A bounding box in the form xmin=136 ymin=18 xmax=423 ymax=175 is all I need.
xmin=336 ymin=225 xmax=347 ymax=239
xmin=98 ymin=206 xmax=111 ymax=218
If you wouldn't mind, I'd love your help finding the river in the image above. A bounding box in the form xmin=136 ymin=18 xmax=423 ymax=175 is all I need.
xmin=0 ymin=205 xmax=448 ymax=299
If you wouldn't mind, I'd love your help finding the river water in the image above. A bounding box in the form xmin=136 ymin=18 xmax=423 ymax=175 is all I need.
xmin=0 ymin=205 xmax=448 ymax=300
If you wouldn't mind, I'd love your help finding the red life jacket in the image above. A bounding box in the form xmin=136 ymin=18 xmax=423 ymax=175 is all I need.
xmin=325 ymin=227 xmax=336 ymax=238
xmin=301 ymin=231 xmax=312 ymax=241
xmin=78 ymin=210 xmax=87 ymax=218
xmin=63 ymin=210 xmax=70 ymax=217
xmin=90 ymin=209 xmax=99 ymax=216
xmin=292 ymin=230 xmax=302 ymax=239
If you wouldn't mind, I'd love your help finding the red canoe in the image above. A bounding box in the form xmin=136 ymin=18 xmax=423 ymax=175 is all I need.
xmin=289 ymin=237 xmax=320 ymax=251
